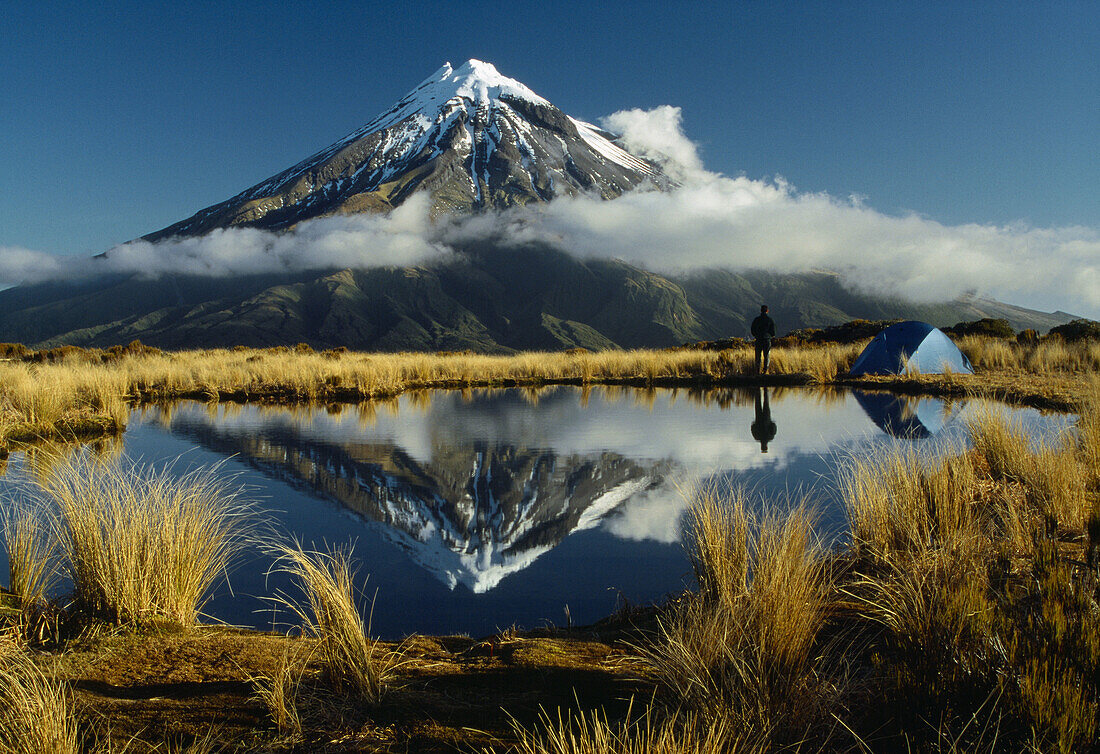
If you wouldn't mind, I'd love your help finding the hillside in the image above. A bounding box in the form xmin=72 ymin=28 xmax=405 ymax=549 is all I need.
xmin=0 ymin=244 xmax=1071 ymax=351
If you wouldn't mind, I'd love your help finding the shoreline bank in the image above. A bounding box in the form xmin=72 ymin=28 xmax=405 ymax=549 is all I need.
xmin=1 ymin=339 xmax=1095 ymax=451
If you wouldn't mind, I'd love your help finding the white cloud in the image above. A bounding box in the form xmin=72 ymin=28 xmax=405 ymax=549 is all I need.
xmin=601 ymin=482 xmax=690 ymax=544
xmin=507 ymin=178 xmax=1100 ymax=316
xmin=0 ymin=245 xmax=66 ymax=284
xmin=599 ymin=105 xmax=705 ymax=182
xmin=440 ymin=105 xmax=1100 ymax=318
xmin=0 ymin=193 xmax=445 ymax=285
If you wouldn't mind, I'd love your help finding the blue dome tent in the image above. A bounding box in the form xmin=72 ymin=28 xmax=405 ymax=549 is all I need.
xmin=848 ymin=321 xmax=974 ymax=377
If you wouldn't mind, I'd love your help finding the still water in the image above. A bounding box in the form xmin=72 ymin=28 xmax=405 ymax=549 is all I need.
xmin=0 ymin=386 xmax=1073 ymax=638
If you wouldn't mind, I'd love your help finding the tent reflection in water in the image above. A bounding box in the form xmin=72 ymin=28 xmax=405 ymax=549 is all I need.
xmin=854 ymin=391 xmax=960 ymax=439
xmin=848 ymin=321 xmax=974 ymax=376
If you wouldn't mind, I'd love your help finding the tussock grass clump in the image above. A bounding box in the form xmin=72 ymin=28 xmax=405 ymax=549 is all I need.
xmin=272 ymin=542 xmax=400 ymax=704
xmin=968 ymin=408 xmax=1093 ymax=532
xmin=251 ymin=647 xmax=304 ymax=738
xmin=1078 ymin=377 xmax=1100 ymax=472
xmin=843 ymin=444 xmax=984 ymax=564
xmin=847 ymin=546 xmax=995 ymax=719
xmin=34 ymin=452 xmax=255 ymax=627
xmin=967 ymin=409 xmax=1033 ymax=483
xmin=642 ymin=487 xmax=831 ymax=746
xmin=2 ymin=500 xmax=59 ymax=641
xmin=839 ymin=396 xmax=1100 ymax=751
xmin=0 ymin=635 xmax=80 ymax=754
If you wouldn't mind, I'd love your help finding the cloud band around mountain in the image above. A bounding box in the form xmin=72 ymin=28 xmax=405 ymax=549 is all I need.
xmin=2 ymin=107 xmax=1097 ymax=319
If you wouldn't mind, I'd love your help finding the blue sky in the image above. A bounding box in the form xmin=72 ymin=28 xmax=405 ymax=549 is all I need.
xmin=2 ymin=1 xmax=1097 ymax=257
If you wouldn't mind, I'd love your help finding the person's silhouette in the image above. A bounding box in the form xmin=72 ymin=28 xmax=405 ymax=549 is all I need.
xmin=750 ymin=386 xmax=778 ymax=453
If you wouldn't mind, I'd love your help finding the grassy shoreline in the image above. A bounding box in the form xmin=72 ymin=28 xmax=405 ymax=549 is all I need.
xmin=1 ymin=337 xmax=1097 ymax=450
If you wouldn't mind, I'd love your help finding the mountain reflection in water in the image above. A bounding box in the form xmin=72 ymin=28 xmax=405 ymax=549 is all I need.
xmin=0 ymin=386 xmax=1070 ymax=637
xmin=138 ymin=386 xmax=954 ymax=594
xmin=162 ymin=404 xmax=670 ymax=593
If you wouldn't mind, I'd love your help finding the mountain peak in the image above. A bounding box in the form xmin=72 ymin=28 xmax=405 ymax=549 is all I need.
xmin=391 ymin=58 xmax=550 ymax=124
xmin=447 ymin=58 xmax=540 ymax=99
xmin=143 ymin=60 xmax=662 ymax=240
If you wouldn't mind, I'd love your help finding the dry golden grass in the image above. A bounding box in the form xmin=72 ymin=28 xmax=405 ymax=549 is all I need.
xmin=271 ymin=541 xmax=401 ymax=704
xmin=967 ymin=407 xmax=1094 ymax=533
xmin=684 ymin=485 xmax=749 ymax=606
xmin=630 ymin=386 xmax=1100 ymax=751
xmin=33 ymin=453 xmax=256 ymax=627
xmin=837 ymin=389 xmax=1100 ymax=751
xmin=0 ymin=343 xmax=858 ymax=430
xmin=116 ymin=347 xmax=757 ymax=399
xmin=249 ymin=646 xmax=304 ymax=739
xmin=0 ymin=634 xmax=80 ymax=754
xmin=643 ymin=485 xmax=831 ymax=747
xmin=770 ymin=341 xmax=867 ymax=382
xmin=1075 ymin=375 xmax=1100 ymax=481
xmin=1 ymin=500 xmax=59 ymax=641
xmin=0 ymin=339 xmax=1095 ymax=750
xmin=0 ymin=336 xmax=1097 ymax=450
xmin=842 ymin=443 xmax=984 ymax=564
xmin=957 ymin=335 xmax=1100 ymax=372
xmin=503 ymin=703 xmax=748 ymax=754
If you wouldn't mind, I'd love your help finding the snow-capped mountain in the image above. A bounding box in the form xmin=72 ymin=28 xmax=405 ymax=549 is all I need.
xmin=146 ymin=59 xmax=663 ymax=240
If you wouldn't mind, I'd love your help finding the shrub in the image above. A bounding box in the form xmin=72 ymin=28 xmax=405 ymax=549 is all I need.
xmin=0 ymin=342 xmax=30 ymax=359
xmin=1048 ymin=318 xmax=1100 ymax=342
xmin=26 ymin=345 xmax=87 ymax=364
xmin=785 ymin=319 xmax=897 ymax=345
xmin=944 ymin=318 xmax=1015 ymax=339
xmin=1016 ymin=328 xmax=1040 ymax=345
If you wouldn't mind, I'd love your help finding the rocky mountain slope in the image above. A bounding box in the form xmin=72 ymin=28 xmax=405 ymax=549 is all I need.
xmin=145 ymin=59 xmax=662 ymax=240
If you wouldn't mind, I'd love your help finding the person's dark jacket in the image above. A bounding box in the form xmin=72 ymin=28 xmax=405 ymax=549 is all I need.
xmin=751 ymin=314 xmax=776 ymax=342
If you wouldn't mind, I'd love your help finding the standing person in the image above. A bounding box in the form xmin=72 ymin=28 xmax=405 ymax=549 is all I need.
xmin=751 ymin=304 xmax=776 ymax=374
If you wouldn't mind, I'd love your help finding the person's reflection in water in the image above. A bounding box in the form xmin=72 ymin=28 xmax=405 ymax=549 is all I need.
xmin=751 ymin=387 xmax=778 ymax=453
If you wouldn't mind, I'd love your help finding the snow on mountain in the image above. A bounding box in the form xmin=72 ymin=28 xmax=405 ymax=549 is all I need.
xmin=146 ymin=59 xmax=664 ymax=240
